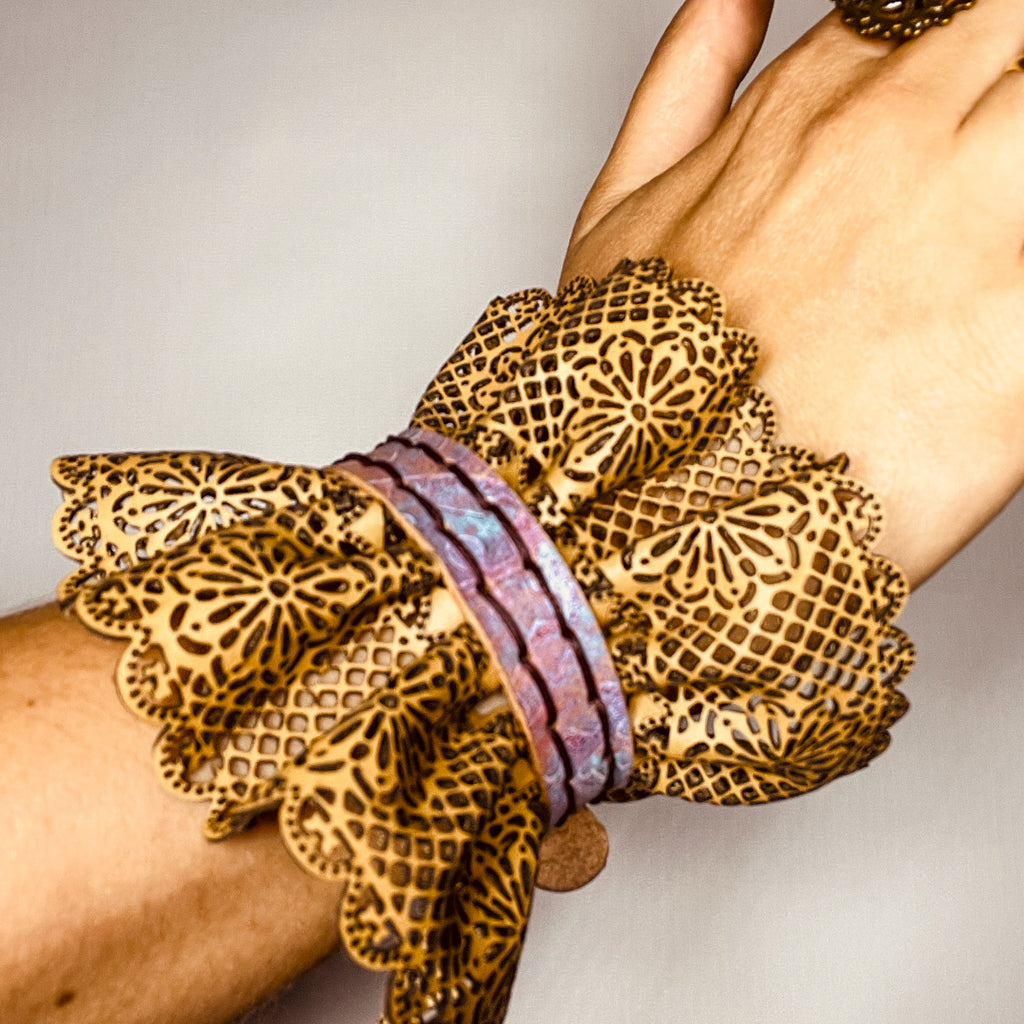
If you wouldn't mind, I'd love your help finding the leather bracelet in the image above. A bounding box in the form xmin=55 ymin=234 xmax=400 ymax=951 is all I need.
xmin=333 ymin=428 xmax=632 ymax=827
xmin=53 ymin=258 xmax=913 ymax=1024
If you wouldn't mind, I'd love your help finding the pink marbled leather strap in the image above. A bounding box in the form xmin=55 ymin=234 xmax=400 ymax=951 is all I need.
xmin=332 ymin=427 xmax=632 ymax=826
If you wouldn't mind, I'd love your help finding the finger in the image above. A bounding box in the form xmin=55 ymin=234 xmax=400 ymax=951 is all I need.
xmin=569 ymin=0 xmax=774 ymax=249
xmin=880 ymin=0 xmax=1024 ymax=119
xmin=730 ymin=12 xmax=895 ymax=136
xmin=960 ymin=66 xmax=1024 ymax=226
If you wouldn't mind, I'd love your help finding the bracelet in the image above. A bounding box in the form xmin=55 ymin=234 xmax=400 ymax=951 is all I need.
xmin=332 ymin=428 xmax=632 ymax=827
xmin=53 ymin=258 xmax=912 ymax=1024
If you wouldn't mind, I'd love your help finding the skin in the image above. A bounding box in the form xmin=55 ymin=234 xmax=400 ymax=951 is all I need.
xmin=2 ymin=1 xmax=1023 ymax=1021
xmin=0 ymin=606 xmax=343 ymax=1024
xmin=565 ymin=0 xmax=1024 ymax=585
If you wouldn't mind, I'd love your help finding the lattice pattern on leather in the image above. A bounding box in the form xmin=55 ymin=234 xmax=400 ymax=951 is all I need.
xmin=413 ymin=260 xmax=757 ymax=528
xmin=280 ymin=628 xmax=543 ymax=1024
xmin=412 ymin=286 xmax=549 ymax=438
xmin=564 ymin=391 xmax=841 ymax=563
xmin=833 ymin=0 xmax=976 ymax=37
xmin=159 ymin=597 xmax=432 ymax=837
xmin=54 ymin=258 xmax=914 ymax=1024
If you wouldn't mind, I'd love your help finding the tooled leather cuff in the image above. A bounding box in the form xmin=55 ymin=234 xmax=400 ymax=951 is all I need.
xmin=53 ymin=258 xmax=914 ymax=1024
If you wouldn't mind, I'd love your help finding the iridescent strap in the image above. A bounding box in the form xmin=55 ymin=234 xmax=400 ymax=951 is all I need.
xmin=332 ymin=426 xmax=633 ymax=826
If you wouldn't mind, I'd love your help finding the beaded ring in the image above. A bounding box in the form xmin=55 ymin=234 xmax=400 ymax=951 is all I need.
xmin=833 ymin=0 xmax=976 ymax=38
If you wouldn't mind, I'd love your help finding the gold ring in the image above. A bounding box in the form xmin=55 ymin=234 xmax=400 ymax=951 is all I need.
xmin=833 ymin=0 xmax=977 ymax=40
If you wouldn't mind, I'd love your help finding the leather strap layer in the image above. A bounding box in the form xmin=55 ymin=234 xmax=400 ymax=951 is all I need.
xmin=333 ymin=427 xmax=632 ymax=825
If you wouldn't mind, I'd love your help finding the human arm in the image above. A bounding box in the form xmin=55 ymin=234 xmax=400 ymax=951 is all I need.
xmin=6 ymin=2 xmax=1024 ymax=1024
xmin=0 ymin=605 xmax=343 ymax=1024
xmin=0 ymin=6 xmax=775 ymax=1023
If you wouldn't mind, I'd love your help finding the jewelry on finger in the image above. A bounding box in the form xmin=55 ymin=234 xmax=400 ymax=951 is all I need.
xmin=834 ymin=0 xmax=977 ymax=39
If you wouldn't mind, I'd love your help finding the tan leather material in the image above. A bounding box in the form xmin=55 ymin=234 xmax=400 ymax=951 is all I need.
xmin=53 ymin=259 xmax=913 ymax=1023
xmin=536 ymin=808 xmax=610 ymax=892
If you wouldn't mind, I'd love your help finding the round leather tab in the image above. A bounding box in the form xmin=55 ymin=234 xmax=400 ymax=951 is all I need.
xmin=536 ymin=807 xmax=610 ymax=892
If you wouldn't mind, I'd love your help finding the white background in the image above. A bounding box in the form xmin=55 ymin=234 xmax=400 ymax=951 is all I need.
xmin=3 ymin=3 xmax=1024 ymax=1022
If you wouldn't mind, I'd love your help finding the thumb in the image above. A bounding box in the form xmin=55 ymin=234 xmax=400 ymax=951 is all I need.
xmin=568 ymin=0 xmax=774 ymax=251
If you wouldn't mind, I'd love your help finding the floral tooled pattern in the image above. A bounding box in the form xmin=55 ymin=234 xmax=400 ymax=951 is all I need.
xmin=414 ymin=261 xmax=754 ymax=526
xmin=54 ymin=453 xmax=545 ymax=1020
xmin=410 ymin=258 xmax=912 ymax=809
xmin=280 ymin=629 xmax=544 ymax=1024
xmin=567 ymin=394 xmax=911 ymax=805
xmin=51 ymin=451 xmax=333 ymax=604
xmin=55 ymin=259 xmax=913 ymax=1024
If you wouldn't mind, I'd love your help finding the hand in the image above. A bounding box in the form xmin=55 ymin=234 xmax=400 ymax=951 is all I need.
xmin=566 ymin=0 xmax=775 ymax=248
xmin=565 ymin=0 xmax=1024 ymax=587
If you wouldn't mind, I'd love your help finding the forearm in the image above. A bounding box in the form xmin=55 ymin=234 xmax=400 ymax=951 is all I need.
xmin=0 ymin=606 xmax=343 ymax=1024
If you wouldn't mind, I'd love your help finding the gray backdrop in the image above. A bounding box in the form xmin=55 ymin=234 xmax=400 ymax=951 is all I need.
xmin=4 ymin=3 xmax=1023 ymax=1022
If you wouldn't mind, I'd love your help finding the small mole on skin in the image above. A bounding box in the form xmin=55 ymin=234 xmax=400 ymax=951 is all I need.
xmin=55 ymin=991 xmax=75 ymax=1008
xmin=26 ymin=699 xmax=36 ymax=708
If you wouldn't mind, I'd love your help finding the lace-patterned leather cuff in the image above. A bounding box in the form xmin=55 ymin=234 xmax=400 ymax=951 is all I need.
xmin=52 ymin=258 xmax=914 ymax=1024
